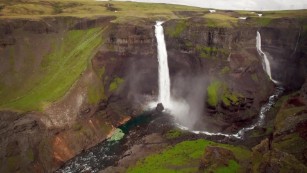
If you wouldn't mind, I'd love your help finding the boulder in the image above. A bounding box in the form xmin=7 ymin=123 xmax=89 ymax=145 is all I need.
xmin=156 ymin=103 xmax=164 ymax=113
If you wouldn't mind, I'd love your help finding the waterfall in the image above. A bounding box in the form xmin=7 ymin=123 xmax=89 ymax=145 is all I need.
xmin=256 ymin=31 xmax=279 ymax=84
xmin=256 ymin=31 xmax=273 ymax=80
xmin=153 ymin=22 xmax=283 ymax=139
xmin=155 ymin=21 xmax=171 ymax=107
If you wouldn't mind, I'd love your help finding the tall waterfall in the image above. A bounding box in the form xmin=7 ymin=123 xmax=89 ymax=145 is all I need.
xmin=155 ymin=21 xmax=171 ymax=107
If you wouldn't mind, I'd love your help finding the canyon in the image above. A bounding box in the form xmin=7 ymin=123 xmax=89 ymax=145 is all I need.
xmin=0 ymin=1 xmax=307 ymax=172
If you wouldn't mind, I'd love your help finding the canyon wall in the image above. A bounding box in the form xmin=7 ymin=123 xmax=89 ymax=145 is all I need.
xmin=0 ymin=14 xmax=306 ymax=172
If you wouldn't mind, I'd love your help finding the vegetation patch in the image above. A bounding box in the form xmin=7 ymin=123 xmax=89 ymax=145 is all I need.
xmin=1 ymin=3 xmax=54 ymax=15
xmin=207 ymin=80 xmax=242 ymax=107
xmin=274 ymin=106 xmax=306 ymax=131
xmin=26 ymin=149 xmax=34 ymax=163
xmin=0 ymin=1 xmax=203 ymax=19
xmin=207 ymin=81 xmax=222 ymax=107
xmin=204 ymin=13 xmax=238 ymax=28
xmin=221 ymin=89 xmax=240 ymax=107
xmin=6 ymin=155 xmax=21 ymax=173
xmin=87 ymin=83 xmax=105 ymax=105
xmin=127 ymin=139 xmax=250 ymax=173
xmin=0 ymin=27 xmax=104 ymax=111
xmin=108 ymin=128 xmax=125 ymax=141
xmin=165 ymin=129 xmax=183 ymax=139
xmin=196 ymin=45 xmax=229 ymax=59
xmin=254 ymin=17 xmax=273 ymax=26
xmin=251 ymin=73 xmax=259 ymax=82
xmin=109 ymin=77 xmax=124 ymax=92
xmin=273 ymin=133 xmax=306 ymax=157
xmin=220 ymin=66 xmax=231 ymax=75
xmin=166 ymin=20 xmax=187 ymax=38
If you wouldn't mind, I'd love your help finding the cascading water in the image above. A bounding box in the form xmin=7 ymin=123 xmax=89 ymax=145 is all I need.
xmin=155 ymin=21 xmax=171 ymax=108
xmin=154 ymin=22 xmax=283 ymax=139
xmin=256 ymin=31 xmax=272 ymax=79
xmin=256 ymin=31 xmax=279 ymax=84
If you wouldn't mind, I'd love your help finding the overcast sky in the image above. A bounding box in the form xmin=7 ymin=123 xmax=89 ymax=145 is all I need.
xmin=108 ymin=0 xmax=307 ymax=11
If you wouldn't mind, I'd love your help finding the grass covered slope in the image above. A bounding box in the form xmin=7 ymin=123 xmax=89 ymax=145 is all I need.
xmin=0 ymin=27 xmax=104 ymax=111
xmin=127 ymin=139 xmax=251 ymax=173
xmin=1 ymin=0 xmax=305 ymax=24
xmin=0 ymin=0 xmax=203 ymax=19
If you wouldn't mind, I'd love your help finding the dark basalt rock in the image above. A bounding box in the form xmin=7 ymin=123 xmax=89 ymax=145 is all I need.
xmin=156 ymin=103 xmax=164 ymax=113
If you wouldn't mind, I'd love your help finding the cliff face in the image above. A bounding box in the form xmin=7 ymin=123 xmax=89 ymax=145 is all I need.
xmin=0 ymin=14 xmax=306 ymax=172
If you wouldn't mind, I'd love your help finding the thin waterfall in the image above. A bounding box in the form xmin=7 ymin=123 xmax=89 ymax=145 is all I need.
xmin=256 ymin=31 xmax=273 ymax=79
xmin=256 ymin=31 xmax=279 ymax=84
xmin=291 ymin=28 xmax=301 ymax=57
xmin=155 ymin=21 xmax=171 ymax=107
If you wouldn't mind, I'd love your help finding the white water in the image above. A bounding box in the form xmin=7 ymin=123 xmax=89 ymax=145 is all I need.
xmin=256 ymin=31 xmax=272 ymax=80
xmin=256 ymin=31 xmax=279 ymax=84
xmin=155 ymin=21 xmax=171 ymax=107
xmin=98 ymin=0 xmax=307 ymax=11
xmin=154 ymin=22 xmax=283 ymax=139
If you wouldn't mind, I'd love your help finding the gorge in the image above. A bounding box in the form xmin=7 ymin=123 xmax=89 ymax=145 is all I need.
xmin=0 ymin=1 xmax=307 ymax=173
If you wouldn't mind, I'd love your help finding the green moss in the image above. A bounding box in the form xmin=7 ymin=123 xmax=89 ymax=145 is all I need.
xmin=109 ymin=77 xmax=124 ymax=92
xmin=196 ymin=45 xmax=228 ymax=59
xmin=97 ymin=66 xmax=105 ymax=78
xmin=107 ymin=128 xmax=125 ymax=141
xmin=1 ymin=27 xmax=104 ymax=111
xmin=207 ymin=81 xmax=242 ymax=107
xmin=2 ymin=3 xmax=54 ymax=15
xmin=165 ymin=129 xmax=183 ymax=139
xmin=128 ymin=139 xmax=250 ymax=173
xmin=166 ymin=20 xmax=187 ymax=38
xmin=255 ymin=17 xmax=272 ymax=26
xmin=251 ymin=126 xmax=274 ymax=138
xmin=214 ymin=160 xmax=240 ymax=173
xmin=204 ymin=13 xmax=238 ymax=28
xmin=87 ymin=83 xmax=105 ymax=104
xmin=207 ymin=81 xmax=222 ymax=107
xmin=26 ymin=149 xmax=34 ymax=163
xmin=7 ymin=155 xmax=21 ymax=172
xmin=185 ymin=41 xmax=193 ymax=47
xmin=220 ymin=66 xmax=231 ymax=75
xmin=251 ymin=73 xmax=259 ymax=82
xmin=275 ymin=106 xmax=306 ymax=131
xmin=273 ymin=133 xmax=306 ymax=156
xmin=222 ymin=89 xmax=240 ymax=106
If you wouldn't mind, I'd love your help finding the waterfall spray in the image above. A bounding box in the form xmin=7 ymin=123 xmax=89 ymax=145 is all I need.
xmin=155 ymin=21 xmax=171 ymax=108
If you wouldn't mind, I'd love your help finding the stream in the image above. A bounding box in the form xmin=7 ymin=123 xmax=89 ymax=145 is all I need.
xmin=55 ymin=111 xmax=169 ymax=173
xmin=55 ymin=86 xmax=283 ymax=173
